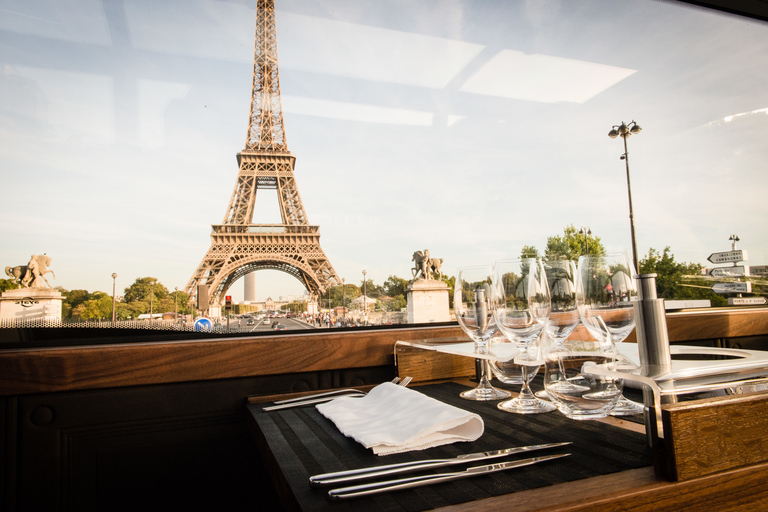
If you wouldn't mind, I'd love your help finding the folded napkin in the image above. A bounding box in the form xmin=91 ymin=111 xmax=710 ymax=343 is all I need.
xmin=316 ymin=382 xmax=484 ymax=455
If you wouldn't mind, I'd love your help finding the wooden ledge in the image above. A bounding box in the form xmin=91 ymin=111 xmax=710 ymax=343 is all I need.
xmin=0 ymin=325 xmax=463 ymax=395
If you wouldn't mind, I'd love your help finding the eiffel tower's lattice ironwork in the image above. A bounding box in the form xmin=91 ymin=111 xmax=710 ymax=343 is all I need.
xmin=185 ymin=0 xmax=339 ymax=309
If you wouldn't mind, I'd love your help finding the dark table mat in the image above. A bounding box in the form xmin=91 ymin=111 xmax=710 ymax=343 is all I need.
xmin=248 ymin=381 xmax=653 ymax=512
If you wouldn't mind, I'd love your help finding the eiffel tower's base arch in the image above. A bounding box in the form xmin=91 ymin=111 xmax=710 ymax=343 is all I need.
xmin=184 ymin=232 xmax=339 ymax=309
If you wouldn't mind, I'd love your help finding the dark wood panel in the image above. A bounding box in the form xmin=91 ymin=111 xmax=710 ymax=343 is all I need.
xmin=5 ymin=365 xmax=390 ymax=512
xmin=0 ymin=325 xmax=463 ymax=396
xmin=666 ymin=308 xmax=768 ymax=342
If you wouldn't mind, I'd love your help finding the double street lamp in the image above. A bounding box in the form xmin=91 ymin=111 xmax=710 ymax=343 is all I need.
xmin=362 ymin=269 xmax=367 ymax=325
xmin=149 ymin=279 xmax=156 ymax=324
xmin=578 ymin=227 xmax=591 ymax=256
xmin=111 ymin=273 xmax=117 ymax=324
xmin=608 ymin=120 xmax=642 ymax=273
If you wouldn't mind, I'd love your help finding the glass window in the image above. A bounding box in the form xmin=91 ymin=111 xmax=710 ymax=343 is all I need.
xmin=1 ymin=1 xmax=766 ymax=342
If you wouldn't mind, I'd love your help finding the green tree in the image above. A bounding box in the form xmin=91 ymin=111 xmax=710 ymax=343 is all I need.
xmin=389 ymin=295 xmax=407 ymax=311
xmin=62 ymin=288 xmax=91 ymax=318
xmin=544 ymin=225 xmax=605 ymax=261
xmin=520 ymin=245 xmax=540 ymax=259
xmin=360 ymin=278 xmax=381 ymax=299
xmin=382 ymin=275 xmax=408 ymax=298
xmin=168 ymin=289 xmax=191 ymax=315
xmin=639 ymin=247 xmax=726 ymax=305
xmin=123 ymin=277 xmax=168 ymax=304
xmin=0 ymin=279 xmax=17 ymax=293
xmin=326 ymin=283 xmax=360 ymax=308
xmin=77 ymin=292 xmax=113 ymax=320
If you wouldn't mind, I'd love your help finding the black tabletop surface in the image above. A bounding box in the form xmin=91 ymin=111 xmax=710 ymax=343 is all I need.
xmin=247 ymin=381 xmax=652 ymax=512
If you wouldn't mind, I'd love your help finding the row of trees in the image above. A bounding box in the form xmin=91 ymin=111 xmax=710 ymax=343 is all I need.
xmin=0 ymin=277 xmax=192 ymax=321
xmin=64 ymin=277 xmax=193 ymax=320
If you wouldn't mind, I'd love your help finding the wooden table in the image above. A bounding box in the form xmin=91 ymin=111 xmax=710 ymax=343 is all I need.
xmin=246 ymin=379 xmax=768 ymax=511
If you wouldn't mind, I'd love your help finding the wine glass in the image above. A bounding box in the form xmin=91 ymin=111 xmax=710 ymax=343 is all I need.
xmin=454 ymin=266 xmax=512 ymax=401
xmin=535 ymin=259 xmax=580 ymax=400
xmin=492 ymin=258 xmax=555 ymax=414
xmin=576 ymin=252 xmax=644 ymax=416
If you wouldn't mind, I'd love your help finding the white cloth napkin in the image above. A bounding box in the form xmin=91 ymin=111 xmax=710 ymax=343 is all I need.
xmin=316 ymin=382 xmax=484 ymax=456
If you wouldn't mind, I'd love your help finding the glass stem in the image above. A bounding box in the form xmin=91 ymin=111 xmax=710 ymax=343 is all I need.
xmin=517 ymin=351 xmax=536 ymax=400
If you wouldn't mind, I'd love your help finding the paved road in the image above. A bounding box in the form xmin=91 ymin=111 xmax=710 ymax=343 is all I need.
xmin=222 ymin=316 xmax=318 ymax=333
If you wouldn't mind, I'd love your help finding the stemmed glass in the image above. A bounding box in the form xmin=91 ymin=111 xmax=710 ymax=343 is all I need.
xmin=454 ymin=266 xmax=512 ymax=401
xmin=576 ymin=252 xmax=644 ymax=415
xmin=492 ymin=258 xmax=556 ymax=414
xmin=535 ymin=259 xmax=581 ymax=400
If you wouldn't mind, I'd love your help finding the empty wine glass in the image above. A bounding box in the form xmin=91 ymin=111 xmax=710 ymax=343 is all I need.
xmin=489 ymin=332 xmax=539 ymax=386
xmin=576 ymin=252 xmax=644 ymax=416
xmin=492 ymin=258 xmax=555 ymax=414
xmin=535 ymin=259 xmax=580 ymax=400
xmin=454 ymin=266 xmax=512 ymax=401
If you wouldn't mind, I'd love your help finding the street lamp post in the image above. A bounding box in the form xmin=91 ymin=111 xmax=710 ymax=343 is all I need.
xmin=111 ymin=273 xmax=117 ymax=324
xmin=362 ymin=269 xmax=367 ymax=326
xmin=578 ymin=227 xmax=591 ymax=256
xmin=150 ymin=279 xmax=155 ymax=324
xmin=608 ymin=120 xmax=642 ymax=273
xmin=342 ymin=278 xmax=346 ymax=326
xmin=174 ymin=287 xmax=178 ymax=322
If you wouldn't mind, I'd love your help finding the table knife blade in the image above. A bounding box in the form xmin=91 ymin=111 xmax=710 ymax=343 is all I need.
xmin=328 ymin=453 xmax=570 ymax=500
xmin=309 ymin=441 xmax=571 ymax=487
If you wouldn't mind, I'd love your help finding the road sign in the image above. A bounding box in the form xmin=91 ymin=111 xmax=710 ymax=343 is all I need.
xmin=750 ymin=265 xmax=768 ymax=276
xmin=728 ymin=297 xmax=767 ymax=306
xmin=194 ymin=317 xmax=213 ymax=331
xmin=712 ymin=282 xmax=752 ymax=294
xmin=709 ymin=266 xmax=749 ymax=278
xmin=707 ymin=250 xmax=747 ymax=264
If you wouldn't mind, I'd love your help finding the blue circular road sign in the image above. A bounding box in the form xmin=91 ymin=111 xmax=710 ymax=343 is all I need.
xmin=194 ymin=317 xmax=213 ymax=332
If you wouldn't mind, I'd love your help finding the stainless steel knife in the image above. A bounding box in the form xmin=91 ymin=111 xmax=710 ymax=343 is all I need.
xmin=309 ymin=441 xmax=571 ymax=487
xmin=327 ymin=453 xmax=570 ymax=500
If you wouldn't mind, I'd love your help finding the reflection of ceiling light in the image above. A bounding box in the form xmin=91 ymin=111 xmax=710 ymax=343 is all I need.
xmin=278 ymin=12 xmax=484 ymax=89
xmin=459 ymin=50 xmax=636 ymax=104
xmin=706 ymin=107 xmax=768 ymax=127
xmin=283 ymin=95 xmax=433 ymax=125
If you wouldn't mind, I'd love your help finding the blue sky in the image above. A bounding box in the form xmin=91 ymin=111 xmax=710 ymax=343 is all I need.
xmin=1 ymin=0 xmax=767 ymax=301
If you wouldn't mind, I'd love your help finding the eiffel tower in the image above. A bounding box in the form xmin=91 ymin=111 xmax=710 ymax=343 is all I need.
xmin=185 ymin=0 xmax=339 ymax=310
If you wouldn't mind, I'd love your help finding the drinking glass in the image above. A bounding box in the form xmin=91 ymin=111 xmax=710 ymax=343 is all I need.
xmin=543 ymin=322 xmax=623 ymax=419
xmin=489 ymin=332 xmax=539 ymax=385
xmin=492 ymin=258 xmax=555 ymax=414
xmin=454 ymin=266 xmax=512 ymax=401
xmin=535 ymin=260 xmax=580 ymax=400
xmin=576 ymin=253 xmax=644 ymax=415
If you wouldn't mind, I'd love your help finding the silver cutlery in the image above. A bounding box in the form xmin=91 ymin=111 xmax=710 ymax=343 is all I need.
xmin=262 ymin=393 xmax=366 ymax=411
xmin=327 ymin=453 xmax=570 ymax=500
xmin=272 ymin=389 xmax=368 ymax=405
xmin=310 ymin=441 xmax=570 ymax=487
xmin=263 ymin=376 xmax=412 ymax=412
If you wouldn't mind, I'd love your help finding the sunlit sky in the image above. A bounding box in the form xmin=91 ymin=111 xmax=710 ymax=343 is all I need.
xmin=1 ymin=0 xmax=767 ymax=302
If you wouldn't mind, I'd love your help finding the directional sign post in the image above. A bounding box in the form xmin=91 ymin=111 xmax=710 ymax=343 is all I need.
xmin=750 ymin=265 xmax=768 ymax=277
xmin=711 ymin=282 xmax=752 ymax=294
xmin=728 ymin=297 xmax=767 ymax=306
xmin=709 ymin=266 xmax=749 ymax=278
xmin=707 ymin=250 xmax=747 ymax=265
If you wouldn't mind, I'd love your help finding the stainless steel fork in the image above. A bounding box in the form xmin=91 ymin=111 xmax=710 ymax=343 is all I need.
xmin=262 ymin=377 xmax=411 ymax=411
